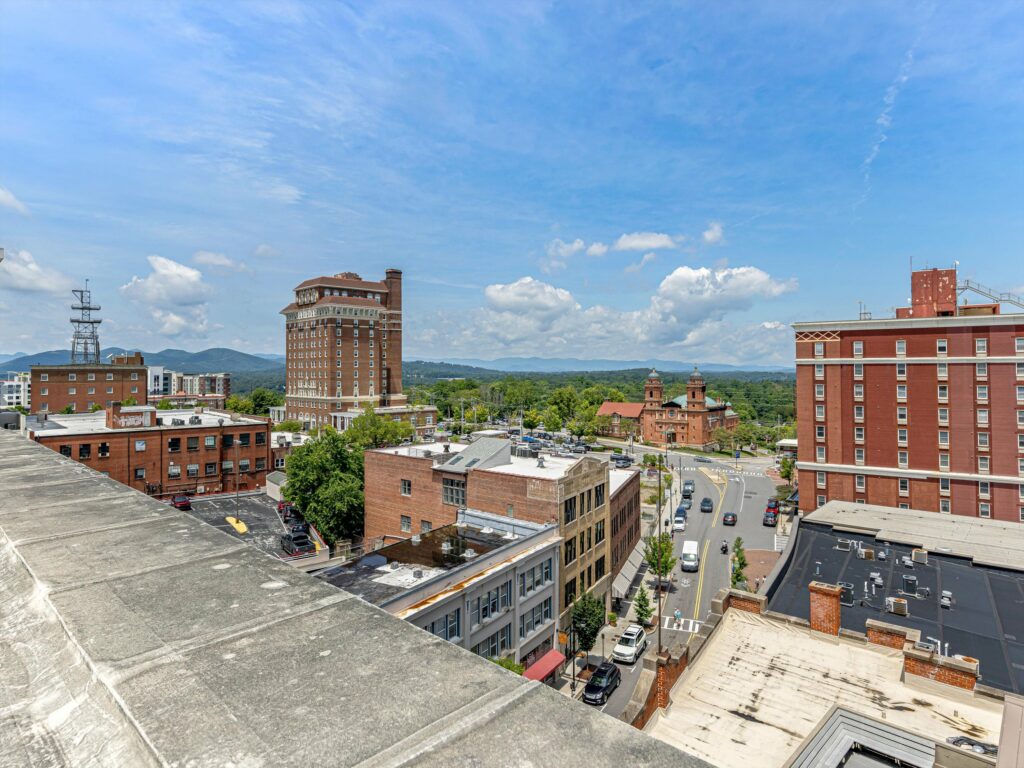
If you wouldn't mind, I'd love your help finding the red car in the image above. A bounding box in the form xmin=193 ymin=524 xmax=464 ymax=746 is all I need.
xmin=172 ymin=495 xmax=192 ymax=510
xmin=765 ymin=498 xmax=780 ymax=511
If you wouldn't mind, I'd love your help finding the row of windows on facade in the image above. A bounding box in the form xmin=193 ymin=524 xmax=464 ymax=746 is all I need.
xmin=813 ymin=337 xmax=1024 ymax=358
xmin=296 ymin=288 xmax=385 ymax=304
xmin=58 ymin=443 xmax=265 ymax=475
xmin=814 ymin=382 xmax=1024 ymax=404
xmin=38 ymin=372 xmax=140 ymax=382
xmin=288 ymin=330 xmax=386 ymax=345
xmin=37 ymin=384 xmax=140 ymax=398
xmin=814 ymin=403 xmax=1024 ymax=433
xmin=422 ymin=595 xmax=554 ymax=651
xmin=814 ymin=443 xmax=1024 ymax=475
xmin=562 ymin=482 xmax=608 ymax=525
xmin=612 ymin=519 xmax=642 ymax=567
xmin=815 ymin=423 xmax=1024 ymax=455
xmin=563 ymin=521 xmax=606 ymax=567
xmin=815 ymin=361 xmax=1024 ymax=381
xmin=562 ymin=558 xmax=606 ymax=608
xmin=287 ymin=317 xmax=384 ymax=332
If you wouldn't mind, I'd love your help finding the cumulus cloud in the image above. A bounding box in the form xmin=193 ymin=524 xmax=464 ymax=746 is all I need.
xmin=0 ymin=249 xmax=74 ymax=294
xmin=702 ymin=221 xmax=724 ymax=245
xmin=254 ymin=243 xmax=279 ymax=258
xmin=613 ymin=232 xmax=678 ymax=251
xmin=540 ymin=238 xmax=586 ymax=272
xmin=484 ymin=276 xmax=579 ymax=319
xmin=586 ymin=242 xmax=608 ymax=257
xmin=624 ymin=252 xmax=657 ymax=273
xmin=0 ymin=186 xmax=29 ymax=216
xmin=193 ymin=250 xmax=247 ymax=271
xmin=121 ymin=255 xmax=212 ymax=337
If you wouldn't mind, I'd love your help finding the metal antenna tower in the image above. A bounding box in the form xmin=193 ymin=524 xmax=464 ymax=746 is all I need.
xmin=70 ymin=281 xmax=102 ymax=364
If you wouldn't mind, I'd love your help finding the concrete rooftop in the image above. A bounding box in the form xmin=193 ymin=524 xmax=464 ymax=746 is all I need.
xmin=0 ymin=430 xmax=704 ymax=767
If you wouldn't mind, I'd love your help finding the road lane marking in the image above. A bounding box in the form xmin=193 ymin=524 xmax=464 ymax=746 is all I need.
xmin=692 ymin=537 xmax=711 ymax=620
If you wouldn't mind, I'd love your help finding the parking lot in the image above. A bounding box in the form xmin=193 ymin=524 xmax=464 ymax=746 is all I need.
xmin=187 ymin=494 xmax=292 ymax=558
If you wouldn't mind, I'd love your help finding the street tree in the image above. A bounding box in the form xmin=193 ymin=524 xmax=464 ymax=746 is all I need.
xmin=249 ymin=387 xmax=284 ymax=415
xmin=225 ymin=394 xmax=255 ymax=414
xmin=779 ymin=457 xmax=794 ymax=482
xmin=521 ymin=408 xmax=542 ymax=431
xmin=731 ymin=536 xmax=749 ymax=588
xmin=570 ymin=591 xmax=606 ymax=659
xmin=341 ymin=406 xmax=414 ymax=449
xmin=548 ymin=386 xmax=579 ymax=423
xmin=121 ymin=396 xmax=138 ymax=407
xmin=284 ymin=427 xmax=365 ymax=545
xmin=643 ymin=533 xmax=677 ymax=591
xmin=633 ymin=585 xmax=654 ymax=626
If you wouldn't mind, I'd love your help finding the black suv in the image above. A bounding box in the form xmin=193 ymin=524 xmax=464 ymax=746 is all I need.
xmin=699 ymin=497 xmax=714 ymax=514
xmin=582 ymin=661 xmax=621 ymax=705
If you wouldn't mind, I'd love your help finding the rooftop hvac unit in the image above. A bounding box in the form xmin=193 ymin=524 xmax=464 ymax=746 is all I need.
xmin=901 ymin=556 xmax=914 ymax=569
xmin=189 ymin=416 xmax=201 ymax=425
xmin=901 ymin=574 xmax=918 ymax=595
xmin=156 ymin=418 xmax=163 ymax=426
xmin=839 ymin=582 xmax=855 ymax=607
xmin=836 ymin=538 xmax=852 ymax=552
xmin=440 ymin=541 xmax=452 ymax=553
xmin=912 ymin=548 xmax=929 ymax=565
xmin=941 ymin=593 xmax=953 ymax=609
xmin=277 ymin=436 xmax=286 ymax=446
xmin=412 ymin=569 xmax=423 ymax=579
xmin=885 ymin=597 xmax=909 ymax=616
xmin=857 ymin=547 xmax=875 ymax=560
xmin=869 ymin=572 xmax=884 ymax=587
xmin=390 ymin=562 xmax=401 ymax=570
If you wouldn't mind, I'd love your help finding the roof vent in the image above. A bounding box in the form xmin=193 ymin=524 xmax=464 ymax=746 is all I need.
xmin=443 ymin=444 xmax=451 ymax=453
xmin=537 ymin=456 xmax=545 ymax=468
xmin=914 ymin=640 xmax=937 ymax=653
xmin=462 ymin=548 xmax=478 ymax=559
xmin=413 ymin=569 xmax=423 ymax=579
xmin=502 ymin=531 xmax=516 ymax=540
xmin=390 ymin=561 xmax=401 ymax=570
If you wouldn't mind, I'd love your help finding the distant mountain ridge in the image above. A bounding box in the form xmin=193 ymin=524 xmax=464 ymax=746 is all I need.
xmin=414 ymin=356 xmax=793 ymax=373
xmin=3 ymin=347 xmax=284 ymax=373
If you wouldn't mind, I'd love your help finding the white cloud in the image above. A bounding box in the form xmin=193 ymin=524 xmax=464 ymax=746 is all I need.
xmin=0 ymin=187 xmax=29 ymax=216
xmin=624 ymin=252 xmax=657 ymax=273
xmin=193 ymin=250 xmax=247 ymax=271
xmin=586 ymin=242 xmax=608 ymax=257
xmin=151 ymin=307 xmax=209 ymax=337
xmin=861 ymin=47 xmax=915 ymax=199
xmin=540 ymin=238 xmax=586 ymax=272
xmin=613 ymin=232 xmax=679 ymax=251
xmin=0 ymin=250 xmax=74 ymax=294
xmin=702 ymin=221 xmax=724 ymax=245
xmin=484 ymin=276 xmax=579 ymax=319
xmin=121 ymin=255 xmax=212 ymax=337
xmin=254 ymin=243 xmax=279 ymax=258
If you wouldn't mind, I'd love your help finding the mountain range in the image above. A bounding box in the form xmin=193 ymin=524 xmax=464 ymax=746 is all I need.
xmin=1 ymin=347 xmax=284 ymax=373
xmin=415 ymin=356 xmax=793 ymax=373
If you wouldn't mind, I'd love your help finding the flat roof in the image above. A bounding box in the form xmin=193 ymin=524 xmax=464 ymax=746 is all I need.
xmin=648 ymin=610 xmax=1003 ymax=768
xmin=769 ymin=515 xmax=1024 ymax=694
xmin=609 ymin=466 xmax=638 ymax=496
xmin=483 ymin=452 xmax=583 ymax=480
xmin=808 ymin=501 xmax=1024 ymax=570
xmin=374 ymin=441 xmax=469 ymax=459
xmin=0 ymin=430 xmax=703 ymax=767
xmin=29 ymin=408 xmax=267 ymax=436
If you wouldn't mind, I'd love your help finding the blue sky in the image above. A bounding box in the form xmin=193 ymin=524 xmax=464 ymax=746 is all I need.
xmin=1 ymin=1 xmax=1022 ymax=365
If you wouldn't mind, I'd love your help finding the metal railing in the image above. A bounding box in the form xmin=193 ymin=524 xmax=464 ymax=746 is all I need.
xmin=958 ymin=279 xmax=1024 ymax=311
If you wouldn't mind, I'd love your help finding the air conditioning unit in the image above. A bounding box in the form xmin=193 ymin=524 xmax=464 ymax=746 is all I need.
xmin=885 ymin=597 xmax=909 ymax=616
xmin=440 ymin=541 xmax=452 ymax=553
xmin=857 ymin=547 xmax=875 ymax=560
xmin=914 ymin=640 xmax=937 ymax=653
xmin=836 ymin=538 xmax=852 ymax=552
xmin=901 ymin=574 xmax=918 ymax=595
xmin=912 ymin=548 xmax=928 ymax=565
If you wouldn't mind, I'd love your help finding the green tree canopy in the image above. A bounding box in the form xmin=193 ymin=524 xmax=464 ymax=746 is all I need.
xmin=633 ymin=584 xmax=654 ymax=626
xmin=249 ymin=387 xmax=284 ymax=415
xmin=779 ymin=457 xmax=794 ymax=482
xmin=156 ymin=398 xmax=173 ymax=410
xmin=521 ymin=408 xmax=542 ymax=431
xmin=225 ymin=394 xmax=255 ymax=414
xmin=491 ymin=657 xmax=524 ymax=675
xmin=121 ymin=396 xmax=137 ymax=407
xmin=541 ymin=406 xmax=563 ymax=433
xmin=283 ymin=428 xmax=364 ymax=544
xmin=548 ymin=386 xmax=580 ymax=423
xmin=644 ymin=532 xmax=677 ymax=584
xmin=274 ymin=419 xmax=303 ymax=433
xmin=341 ymin=406 xmax=414 ymax=450
xmin=570 ymin=591 xmax=606 ymax=655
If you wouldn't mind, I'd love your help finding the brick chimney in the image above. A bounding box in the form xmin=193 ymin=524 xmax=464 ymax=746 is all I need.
xmin=808 ymin=582 xmax=842 ymax=636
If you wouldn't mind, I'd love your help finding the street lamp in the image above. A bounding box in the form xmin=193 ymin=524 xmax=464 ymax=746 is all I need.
xmin=569 ymin=623 xmax=578 ymax=695
xmin=657 ymin=517 xmax=668 ymax=656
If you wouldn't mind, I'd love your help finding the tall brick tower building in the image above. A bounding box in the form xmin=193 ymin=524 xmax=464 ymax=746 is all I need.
xmin=281 ymin=269 xmax=404 ymax=429
xmin=794 ymin=267 xmax=1024 ymax=522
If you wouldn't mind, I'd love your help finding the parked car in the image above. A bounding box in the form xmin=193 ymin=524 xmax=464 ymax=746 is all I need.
xmin=289 ymin=520 xmax=310 ymax=535
xmin=571 ymin=444 xmax=587 ymax=454
xmin=763 ymin=510 xmax=779 ymax=527
xmin=695 ymin=456 xmax=713 ymax=463
xmin=699 ymin=497 xmax=714 ymax=514
xmin=171 ymin=495 xmax=192 ymax=511
xmin=683 ymin=479 xmax=695 ymax=492
xmin=723 ymin=512 xmax=738 ymax=526
xmin=673 ymin=512 xmax=687 ymax=532
xmin=613 ymin=459 xmax=632 ymax=469
xmin=765 ymin=498 xmax=780 ymax=511
xmin=582 ymin=661 xmax=622 ymax=705
xmin=281 ymin=532 xmax=315 ymax=555
xmin=679 ymin=498 xmax=692 ymax=512
xmin=612 ymin=624 xmax=648 ymax=664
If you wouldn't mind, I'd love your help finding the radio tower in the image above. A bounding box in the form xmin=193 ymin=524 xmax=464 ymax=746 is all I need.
xmin=70 ymin=281 xmax=102 ymax=364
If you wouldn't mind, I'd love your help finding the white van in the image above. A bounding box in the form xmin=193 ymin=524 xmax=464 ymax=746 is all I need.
xmin=680 ymin=540 xmax=700 ymax=572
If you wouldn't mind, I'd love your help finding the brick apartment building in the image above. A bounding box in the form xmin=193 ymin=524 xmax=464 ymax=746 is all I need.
xmin=25 ymin=403 xmax=271 ymax=499
xmin=363 ymin=438 xmax=631 ymax=626
xmin=608 ymin=467 xmax=642 ymax=579
xmin=281 ymin=269 xmax=404 ymax=429
xmin=794 ymin=267 xmax=1024 ymax=522
xmin=31 ymin=352 xmax=148 ymax=414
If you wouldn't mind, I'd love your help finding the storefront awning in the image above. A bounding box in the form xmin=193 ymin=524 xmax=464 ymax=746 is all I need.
xmin=523 ymin=649 xmax=565 ymax=682
xmin=612 ymin=538 xmax=647 ymax=598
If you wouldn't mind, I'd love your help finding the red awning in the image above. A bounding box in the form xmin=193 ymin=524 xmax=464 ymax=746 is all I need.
xmin=523 ymin=649 xmax=566 ymax=681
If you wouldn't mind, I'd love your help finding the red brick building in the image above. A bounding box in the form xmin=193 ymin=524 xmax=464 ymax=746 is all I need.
xmin=640 ymin=368 xmax=739 ymax=448
xmin=363 ymin=438 xmax=629 ymax=626
xmin=281 ymin=270 xmax=404 ymax=430
xmin=794 ymin=267 xmax=1024 ymax=522
xmin=26 ymin=403 xmax=271 ymax=499
xmin=608 ymin=467 xmax=641 ymax=579
xmin=595 ymin=401 xmax=644 ymax=439
xmin=31 ymin=352 xmax=148 ymax=414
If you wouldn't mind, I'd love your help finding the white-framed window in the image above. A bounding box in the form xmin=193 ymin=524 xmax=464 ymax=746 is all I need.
xmin=896 ymin=384 xmax=908 ymax=401
xmin=938 ymin=408 xmax=949 ymax=425
xmin=814 ymin=342 xmax=824 ymax=357
xmin=1018 ymin=410 xmax=1024 ymax=428
xmin=976 ymin=362 xmax=988 ymax=379
xmin=896 ymin=362 xmax=907 ymax=380
xmin=853 ymin=383 xmax=864 ymax=400
xmin=1017 ymin=362 xmax=1024 ymax=379
xmin=937 ymin=362 xmax=948 ymax=380
xmin=816 ymin=494 xmax=826 ymax=508
xmin=40 ymin=373 xmax=48 ymax=382
xmin=977 ymin=385 xmax=989 ymax=403
xmin=106 ymin=372 xmax=113 ymax=380
xmin=979 ymin=503 xmax=991 ymax=519
xmin=938 ymin=429 xmax=949 ymax=447
xmin=400 ymin=479 xmax=412 ymax=496
xmin=896 ymin=339 xmax=906 ymax=356
xmin=897 ymin=428 xmax=908 ymax=446
xmin=68 ymin=387 xmax=76 ymax=395
xmin=816 ymin=425 xmax=826 ymax=441
xmin=897 ymin=406 xmax=908 ymax=424
xmin=68 ymin=373 xmax=76 ymax=381
xmin=816 ymin=446 xmax=826 ymax=463
xmin=852 ymin=341 xmax=864 ymax=357
xmin=979 ymin=481 xmax=991 ymax=499
xmin=939 ymin=499 xmax=951 ymax=514
xmin=1019 ymin=434 xmax=1024 ymax=452
xmin=898 ymin=478 xmax=910 ymax=496
xmin=978 ymin=409 xmax=990 ymax=426
xmin=898 ymin=450 xmax=908 ymax=468
xmin=1017 ymin=385 xmax=1024 ymax=404
xmin=1017 ymin=337 xmax=1024 ymax=355
xmin=940 ymin=477 xmax=951 ymax=495
xmin=400 ymin=515 xmax=411 ymax=533
xmin=40 ymin=387 xmax=48 ymax=395
xmin=815 ymin=383 xmax=825 ymax=400
xmin=855 ymin=474 xmax=866 ymax=491
xmin=1020 ymin=507 xmax=1024 ymax=523
xmin=939 ymin=453 xmax=950 ymax=471
xmin=814 ymin=363 xmax=824 ymax=379
xmin=978 ymin=432 xmax=990 ymax=450
xmin=854 ymin=405 xmax=865 ymax=421
xmin=853 ymin=363 xmax=864 ymax=379
xmin=975 ymin=338 xmax=988 ymax=356
xmin=855 ymin=426 xmax=865 ymax=443
xmin=936 ymin=339 xmax=948 ymax=356
xmin=855 ymin=447 xmax=865 ymax=465
xmin=978 ymin=456 xmax=990 ymax=474
xmin=1019 ymin=458 xmax=1024 ymax=476
xmin=816 ymin=471 xmax=826 ymax=488
xmin=937 ymin=385 xmax=949 ymax=402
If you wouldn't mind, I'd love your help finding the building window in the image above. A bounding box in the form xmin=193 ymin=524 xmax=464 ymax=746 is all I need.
xmin=938 ymin=408 xmax=949 ymax=425
xmin=896 ymin=384 xmax=907 ymax=401
xmin=853 ymin=384 xmax=864 ymax=400
xmin=441 ymin=478 xmax=465 ymax=507
xmin=816 ymin=494 xmax=826 ymax=508
xmin=68 ymin=387 xmax=76 ymax=395
xmin=939 ymin=453 xmax=950 ymax=471
xmin=816 ymin=425 xmax=825 ymax=441
xmin=978 ymin=432 xmax=990 ymax=450
xmin=852 ymin=341 xmax=863 ymax=357
xmin=979 ymin=481 xmax=991 ymax=499
xmin=134 ymin=467 xmax=145 ymax=480
xmin=420 ymin=520 xmax=432 ymax=534
xmin=78 ymin=444 xmax=90 ymax=459
xmin=255 ymin=457 xmax=266 ymax=470
xmin=223 ymin=434 xmax=234 ymax=448
xmin=896 ymin=339 xmax=906 ymax=356
xmin=595 ymin=482 xmax=606 ymax=507
xmin=896 ymin=362 xmax=907 ymax=380
xmin=814 ymin=363 xmax=824 ymax=379
xmin=401 ymin=479 xmax=412 ymax=496
xmin=427 ymin=608 xmax=461 ymax=642
xmin=185 ymin=464 xmax=198 ymax=478
xmin=816 ymin=471 xmax=826 ymax=488
xmin=975 ymin=338 xmax=988 ymax=356
xmin=978 ymin=409 xmax=990 ymax=426
xmin=937 ymin=362 xmax=948 ymax=380
xmin=59 ymin=444 xmax=71 ymax=457
xmin=854 ymin=426 xmax=865 ymax=443
xmin=977 ymin=385 xmax=989 ymax=403
xmin=978 ymin=456 xmax=990 ymax=474
xmin=135 ymin=439 xmax=146 ymax=452
xmin=816 ymin=404 xmax=826 ymax=421
xmin=472 ymin=623 xmax=513 ymax=659
xmin=399 ymin=515 xmax=411 ymax=533
xmin=979 ymin=503 xmax=991 ymax=519
xmin=816 ymin=446 xmax=826 ymax=463
xmin=898 ymin=478 xmax=910 ymax=496
xmin=940 ymin=499 xmax=950 ymax=514
xmin=40 ymin=374 xmax=48 ymax=382
xmin=897 ymin=428 xmax=908 ymax=446
xmin=168 ymin=464 xmax=181 ymax=479
xmin=937 ymin=385 xmax=948 ymax=403
xmin=814 ymin=342 xmax=824 ymax=357
xmin=938 ymin=430 xmax=949 ymax=447
xmin=520 ymin=598 xmax=553 ymax=640
xmin=936 ymin=339 xmax=948 ymax=356
xmin=898 ymin=451 xmax=908 ymax=468
xmin=564 ymin=538 xmax=577 ymax=565
xmin=97 ymin=442 xmax=109 ymax=458
xmin=106 ymin=372 xmax=113 ymax=381
xmin=815 ymin=383 xmax=825 ymax=400
xmin=187 ymin=436 xmax=199 ymax=451
xmin=897 ymin=406 xmax=908 ymax=424
xmin=239 ymin=459 xmax=250 ymax=473
xmin=595 ymin=519 xmax=606 ymax=544
xmin=222 ymin=460 xmax=234 ymax=473
xmin=855 ymin=448 xmax=865 ymax=465
xmin=940 ymin=477 xmax=951 ymax=495
xmin=205 ymin=462 xmax=217 ymax=476
xmin=168 ymin=437 xmax=181 ymax=453
xmin=855 ymin=474 xmax=865 ymax=491
xmin=854 ymin=405 xmax=864 ymax=422
xmin=1017 ymin=385 xmax=1024 ymax=404
xmin=976 ymin=362 xmax=988 ymax=379
xmin=853 ymin=363 xmax=863 ymax=379
xmin=563 ymin=496 xmax=577 ymax=524
xmin=68 ymin=373 xmax=77 ymax=382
